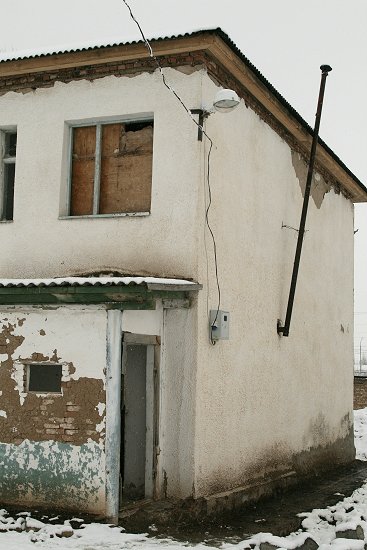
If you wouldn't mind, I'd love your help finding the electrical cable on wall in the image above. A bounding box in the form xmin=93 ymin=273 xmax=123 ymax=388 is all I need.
xmin=205 ymin=140 xmax=221 ymax=342
xmin=122 ymin=0 xmax=221 ymax=344
xmin=122 ymin=0 xmax=210 ymax=141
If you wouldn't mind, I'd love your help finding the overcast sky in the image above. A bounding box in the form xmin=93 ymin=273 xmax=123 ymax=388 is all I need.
xmin=0 ymin=0 xmax=366 ymax=342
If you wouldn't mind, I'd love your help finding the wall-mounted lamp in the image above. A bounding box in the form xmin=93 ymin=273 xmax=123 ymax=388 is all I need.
xmin=213 ymin=89 xmax=240 ymax=112
xmin=191 ymin=88 xmax=240 ymax=140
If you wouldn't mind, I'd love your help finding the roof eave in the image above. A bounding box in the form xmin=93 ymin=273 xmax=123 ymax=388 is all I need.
xmin=0 ymin=33 xmax=216 ymax=77
xmin=0 ymin=282 xmax=200 ymax=307
xmin=0 ymin=29 xmax=365 ymax=202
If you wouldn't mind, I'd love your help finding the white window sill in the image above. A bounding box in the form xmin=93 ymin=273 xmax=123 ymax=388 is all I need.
xmin=59 ymin=212 xmax=150 ymax=220
xmin=0 ymin=219 xmax=13 ymax=223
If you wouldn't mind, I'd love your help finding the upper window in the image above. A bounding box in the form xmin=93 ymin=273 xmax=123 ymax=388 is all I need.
xmin=69 ymin=120 xmax=153 ymax=217
xmin=0 ymin=130 xmax=16 ymax=221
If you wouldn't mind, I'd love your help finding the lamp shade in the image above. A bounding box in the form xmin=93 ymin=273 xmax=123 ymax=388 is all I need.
xmin=213 ymin=89 xmax=240 ymax=112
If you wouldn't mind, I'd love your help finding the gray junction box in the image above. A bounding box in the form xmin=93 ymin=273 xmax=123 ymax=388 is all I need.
xmin=210 ymin=310 xmax=230 ymax=341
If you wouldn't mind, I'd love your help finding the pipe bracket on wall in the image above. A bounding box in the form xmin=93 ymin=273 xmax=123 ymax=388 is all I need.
xmin=190 ymin=109 xmax=210 ymax=141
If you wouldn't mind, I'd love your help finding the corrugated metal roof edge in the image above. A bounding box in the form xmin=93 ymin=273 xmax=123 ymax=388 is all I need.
xmin=0 ymin=28 xmax=218 ymax=63
xmin=0 ymin=276 xmax=201 ymax=289
xmin=0 ymin=27 xmax=365 ymax=197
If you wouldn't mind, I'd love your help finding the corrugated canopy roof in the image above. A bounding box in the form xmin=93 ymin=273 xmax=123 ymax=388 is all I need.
xmin=0 ymin=276 xmax=201 ymax=291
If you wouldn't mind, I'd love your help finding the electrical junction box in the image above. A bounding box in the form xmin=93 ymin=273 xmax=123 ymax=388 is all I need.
xmin=210 ymin=310 xmax=230 ymax=341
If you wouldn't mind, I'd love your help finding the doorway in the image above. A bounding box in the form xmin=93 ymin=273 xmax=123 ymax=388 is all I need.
xmin=120 ymin=334 xmax=158 ymax=506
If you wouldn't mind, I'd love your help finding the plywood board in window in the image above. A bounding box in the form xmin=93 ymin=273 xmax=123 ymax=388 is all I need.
xmin=70 ymin=126 xmax=96 ymax=216
xmin=100 ymin=123 xmax=153 ymax=214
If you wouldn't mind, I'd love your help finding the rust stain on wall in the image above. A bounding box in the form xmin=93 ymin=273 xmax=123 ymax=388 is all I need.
xmin=0 ymin=322 xmax=105 ymax=446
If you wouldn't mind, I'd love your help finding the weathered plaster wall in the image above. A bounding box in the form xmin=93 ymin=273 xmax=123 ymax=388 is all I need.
xmin=0 ymin=69 xmax=203 ymax=280
xmin=122 ymin=305 xmax=163 ymax=337
xmin=0 ymin=306 xmax=107 ymax=513
xmin=0 ymin=62 xmax=356 ymax=508
xmin=192 ymin=74 xmax=355 ymax=499
xmin=159 ymin=305 xmax=198 ymax=499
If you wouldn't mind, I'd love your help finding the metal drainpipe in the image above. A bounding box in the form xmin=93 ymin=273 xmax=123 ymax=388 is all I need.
xmin=277 ymin=65 xmax=332 ymax=337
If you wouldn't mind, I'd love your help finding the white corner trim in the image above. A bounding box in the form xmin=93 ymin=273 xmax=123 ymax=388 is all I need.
xmin=105 ymin=309 xmax=122 ymax=522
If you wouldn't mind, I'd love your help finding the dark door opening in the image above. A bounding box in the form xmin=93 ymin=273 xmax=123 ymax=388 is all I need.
xmin=120 ymin=336 xmax=156 ymax=507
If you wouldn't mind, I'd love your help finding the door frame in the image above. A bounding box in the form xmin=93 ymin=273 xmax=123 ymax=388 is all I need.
xmin=105 ymin=310 xmax=123 ymax=522
xmin=105 ymin=311 xmax=160 ymax=521
xmin=121 ymin=333 xmax=158 ymax=503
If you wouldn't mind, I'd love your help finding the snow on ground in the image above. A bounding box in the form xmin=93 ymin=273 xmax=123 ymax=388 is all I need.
xmin=354 ymin=408 xmax=367 ymax=461
xmin=1 ymin=409 xmax=367 ymax=550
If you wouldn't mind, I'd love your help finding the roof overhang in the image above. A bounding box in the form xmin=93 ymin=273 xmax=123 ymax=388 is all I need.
xmin=0 ymin=29 xmax=366 ymax=202
xmin=0 ymin=277 xmax=202 ymax=308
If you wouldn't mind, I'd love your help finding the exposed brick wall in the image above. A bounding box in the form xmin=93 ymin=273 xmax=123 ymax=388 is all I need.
xmin=0 ymin=320 xmax=106 ymax=446
xmin=354 ymin=377 xmax=367 ymax=409
xmin=0 ymin=52 xmax=207 ymax=96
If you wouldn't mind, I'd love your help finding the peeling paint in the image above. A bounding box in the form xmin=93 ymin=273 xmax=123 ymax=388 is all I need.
xmin=0 ymin=439 xmax=105 ymax=513
xmin=97 ymin=402 xmax=105 ymax=416
xmin=96 ymin=419 xmax=105 ymax=433
xmin=2 ymin=362 xmax=106 ymax=445
xmin=0 ymin=312 xmax=107 ymax=446
xmin=0 ymin=309 xmax=109 ymax=516
xmin=292 ymin=150 xmax=331 ymax=208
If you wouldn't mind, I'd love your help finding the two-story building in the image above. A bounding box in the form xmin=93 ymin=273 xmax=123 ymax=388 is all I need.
xmin=0 ymin=29 xmax=365 ymax=521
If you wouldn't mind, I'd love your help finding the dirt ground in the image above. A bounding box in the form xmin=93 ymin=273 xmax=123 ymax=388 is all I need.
xmin=119 ymin=460 xmax=367 ymax=545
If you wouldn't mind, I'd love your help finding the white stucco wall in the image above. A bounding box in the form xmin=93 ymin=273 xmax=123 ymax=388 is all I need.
xmin=0 ymin=64 xmax=356 ymax=506
xmin=192 ymin=74 xmax=355 ymax=498
xmin=122 ymin=305 xmax=163 ymax=336
xmin=159 ymin=305 xmax=198 ymax=498
xmin=0 ymin=68 xmax=203 ymax=280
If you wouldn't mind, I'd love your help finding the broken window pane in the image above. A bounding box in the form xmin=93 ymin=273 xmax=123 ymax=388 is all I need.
xmin=69 ymin=120 xmax=153 ymax=216
xmin=100 ymin=122 xmax=153 ymax=214
xmin=27 ymin=364 xmax=62 ymax=393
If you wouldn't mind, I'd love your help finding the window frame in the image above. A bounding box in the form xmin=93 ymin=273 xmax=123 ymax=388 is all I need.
xmin=0 ymin=127 xmax=17 ymax=222
xmin=65 ymin=115 xmax=154 ymax=219
xmin=25 ymin=362 xmax=63 ymax=395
